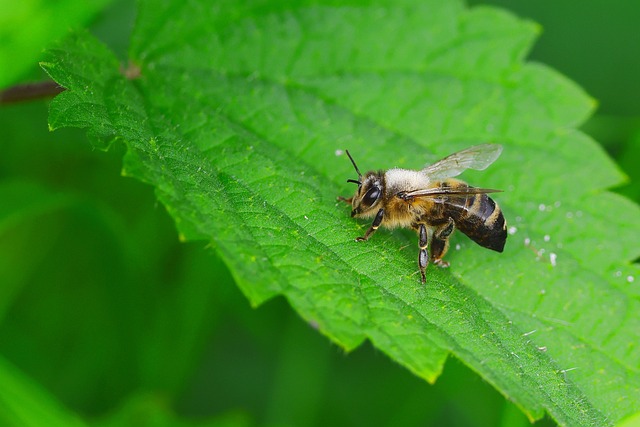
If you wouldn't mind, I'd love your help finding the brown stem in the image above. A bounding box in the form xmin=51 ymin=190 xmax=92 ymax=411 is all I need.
xmin=0 ymin=80 xmax=65 ymax=105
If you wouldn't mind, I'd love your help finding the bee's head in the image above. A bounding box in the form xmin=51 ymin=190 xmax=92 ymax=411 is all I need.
xmin=345 ymin=150 xmax=383 ymax=218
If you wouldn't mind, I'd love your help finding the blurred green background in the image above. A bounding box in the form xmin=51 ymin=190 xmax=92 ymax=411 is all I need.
xmin=0 ymin=1 xmax=638 ymax=426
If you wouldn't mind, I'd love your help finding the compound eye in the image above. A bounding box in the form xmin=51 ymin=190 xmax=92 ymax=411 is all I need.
xmin=362 ymin=187 xmax=381 ymax=207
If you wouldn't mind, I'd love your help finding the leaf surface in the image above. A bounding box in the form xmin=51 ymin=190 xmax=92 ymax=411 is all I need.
xmin=42 ymin=1 xmax=640 ymax=425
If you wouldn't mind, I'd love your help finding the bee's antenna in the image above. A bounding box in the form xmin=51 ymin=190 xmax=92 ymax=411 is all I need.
xmin=345 ymin=149 xmax=362 ymax=178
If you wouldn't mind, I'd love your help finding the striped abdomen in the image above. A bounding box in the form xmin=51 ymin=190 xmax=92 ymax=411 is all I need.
xmin=427 ymin=180 xmax=507 ymax=252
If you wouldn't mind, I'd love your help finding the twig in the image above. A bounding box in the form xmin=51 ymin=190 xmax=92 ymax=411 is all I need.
xmin=0 ymin=80 xmax=65 ymax=104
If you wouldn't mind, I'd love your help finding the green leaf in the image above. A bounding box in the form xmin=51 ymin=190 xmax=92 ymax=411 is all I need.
xmin=95 ymin=393 xmax=251 ymax=427
xmin=0 ymin=0 xmax=112 ymax=88
xmin=617 ymin=411 xmax=640 ymax=427
xmin=0 ymin=356 xmax=87 ymax=427
xmin=0 ymin=180 xmax=77 ymax=319
xmin=42 ymin=1 xmax=640 ymax=425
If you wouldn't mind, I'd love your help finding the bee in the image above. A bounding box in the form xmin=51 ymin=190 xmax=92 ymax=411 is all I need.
xmin=339 ymin=144 xmax=507 ymax=283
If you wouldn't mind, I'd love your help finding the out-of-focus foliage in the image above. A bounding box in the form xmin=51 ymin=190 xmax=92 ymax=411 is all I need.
xmin=0 ymin=0 xmax=112 ymax=88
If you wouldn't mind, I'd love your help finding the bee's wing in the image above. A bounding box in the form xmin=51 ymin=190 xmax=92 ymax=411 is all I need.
xmin=401 ymin=187 xmax=502 ymax=199
xmin=421 ymin=144 xmax=503 ymax=180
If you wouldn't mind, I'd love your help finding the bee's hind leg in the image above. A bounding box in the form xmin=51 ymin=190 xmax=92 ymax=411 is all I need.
xmin=431 ymin=218 xmax=455 ymax=268
xmin=417 ymin=224 xmax=432 ymax=284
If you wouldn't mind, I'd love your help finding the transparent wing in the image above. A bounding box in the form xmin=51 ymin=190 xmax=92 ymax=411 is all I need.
xmin=397 ymin=187 xmax=502 ymax=212
xmin=421 ymin=144 xmax=503 ymax=180
xmin=400 ymin=187 xmax=502 ymax=199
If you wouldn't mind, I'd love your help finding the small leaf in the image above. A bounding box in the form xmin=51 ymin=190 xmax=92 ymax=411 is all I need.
xmin=42 ymin=1 xmax=640 ymax=425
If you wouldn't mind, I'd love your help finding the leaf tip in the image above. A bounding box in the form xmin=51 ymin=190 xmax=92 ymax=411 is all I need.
xmin=531 ymin=20 xmax=543 ymax=37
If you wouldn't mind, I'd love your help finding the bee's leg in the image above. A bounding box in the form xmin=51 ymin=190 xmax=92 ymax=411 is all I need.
xmin=431 ymin=218 xmax=455 ymax=268
xmin=356 ymin=208 xmax=384 ymax=241
xmin=337 ymin=196 xmax=353 ymax=204
xmin=417 ymin=224 xmax=432 ymax=283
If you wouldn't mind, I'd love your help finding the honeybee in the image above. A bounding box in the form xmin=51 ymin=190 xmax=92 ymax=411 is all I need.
xmin=339 ymin=144 xmax=507 ymax=283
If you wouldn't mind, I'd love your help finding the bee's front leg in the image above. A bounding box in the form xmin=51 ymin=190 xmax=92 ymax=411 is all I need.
xmin=337 ymin=196 xmax=353 ymax=204
xmin=356 ymin=208 xmax=384 ymax=241
xmin=418 ymin=223 xmax=432 ymax=284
